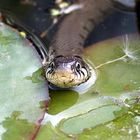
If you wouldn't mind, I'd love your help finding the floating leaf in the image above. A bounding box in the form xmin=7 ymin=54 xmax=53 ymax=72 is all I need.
xmin=0 ymin=22 xmax=49 ymax=139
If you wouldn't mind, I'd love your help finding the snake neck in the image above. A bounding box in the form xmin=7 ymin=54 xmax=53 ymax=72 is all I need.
xmin=49 ymin=0 xmax=115 ymax=58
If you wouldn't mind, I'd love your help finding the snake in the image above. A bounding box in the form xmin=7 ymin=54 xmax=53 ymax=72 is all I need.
xmin=0 ymin=0 xmax=135 ymax=88
xmin=45 ymin=0 xmax=135 ymax=88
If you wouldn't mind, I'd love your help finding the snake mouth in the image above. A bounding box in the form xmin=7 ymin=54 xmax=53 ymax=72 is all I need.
xmin=46 ymin=69 xmax=88 ymax=88
xmin=45 ymin=56 xmax=91 ymax=88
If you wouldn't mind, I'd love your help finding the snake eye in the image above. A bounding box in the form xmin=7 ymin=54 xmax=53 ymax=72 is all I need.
xmin=75 ymin=62 xmax=81 ymax=70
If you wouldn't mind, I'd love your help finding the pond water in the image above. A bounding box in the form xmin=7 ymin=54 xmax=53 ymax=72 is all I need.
xmin=0 ymin=0 xmax=140 ymax=140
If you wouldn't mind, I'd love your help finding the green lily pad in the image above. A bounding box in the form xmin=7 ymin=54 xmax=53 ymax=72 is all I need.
xmin=0 ymin=22 xmax=49 ymax=139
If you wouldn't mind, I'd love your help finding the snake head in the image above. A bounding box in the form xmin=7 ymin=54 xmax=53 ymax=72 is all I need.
xmin=45 ymin=56 xmax=91 ymax=88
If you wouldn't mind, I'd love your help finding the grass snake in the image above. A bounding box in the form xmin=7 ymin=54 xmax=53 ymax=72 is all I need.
xmin=45 ymin=0 xmax=135 ymax=88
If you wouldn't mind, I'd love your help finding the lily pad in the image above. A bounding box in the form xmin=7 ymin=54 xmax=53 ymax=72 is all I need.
xmin=0 ymin=22 xmax=49 ymax=139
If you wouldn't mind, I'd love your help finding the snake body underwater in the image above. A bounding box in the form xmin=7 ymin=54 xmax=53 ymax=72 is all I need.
xmin=45 ymin=0 xmax=135 ymax=88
